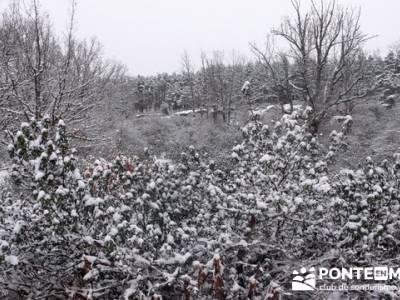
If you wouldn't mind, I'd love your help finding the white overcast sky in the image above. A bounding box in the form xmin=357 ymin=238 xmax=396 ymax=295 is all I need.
xmin=0 ymin=0 xmax=399 ymax=75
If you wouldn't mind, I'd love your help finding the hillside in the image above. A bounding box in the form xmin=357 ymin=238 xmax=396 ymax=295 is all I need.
xmin=89 ymin=96 xmax=400 ymax=170
xmin=346 ymin=98 xmax=400 ymax=164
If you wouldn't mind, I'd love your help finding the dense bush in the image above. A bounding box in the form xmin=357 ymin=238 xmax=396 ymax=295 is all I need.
xmin=1 ymin=107 xmax=399 ymax=299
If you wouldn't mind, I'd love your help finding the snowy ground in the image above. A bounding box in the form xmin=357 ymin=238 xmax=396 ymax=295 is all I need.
xmin=0 ymin=169 xmax=8 ymax=186
xmin=252 ymin=105 xmax=275 ymax=115
xmin=136 ymin=108 xmax=208 ymax=119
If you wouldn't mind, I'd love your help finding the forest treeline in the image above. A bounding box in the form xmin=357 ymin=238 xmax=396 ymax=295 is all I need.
xmin=1 ymin=0 xmax=400 ymax=141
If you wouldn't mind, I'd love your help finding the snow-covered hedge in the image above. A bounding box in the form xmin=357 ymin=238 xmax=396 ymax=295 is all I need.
xmin=1 ymin=108 xmax=399 ymax=299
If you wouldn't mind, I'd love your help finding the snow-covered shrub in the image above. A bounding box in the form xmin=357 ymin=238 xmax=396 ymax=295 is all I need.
xmin=1 ymin=107 xmax=400 ymax=299
xmin=1 ymin=117 xmax=129 ymax=299
xmin=333 ymin=155 xmax=400 ymax=257
xmin=230 ymin=107 xmax=339 ymax=256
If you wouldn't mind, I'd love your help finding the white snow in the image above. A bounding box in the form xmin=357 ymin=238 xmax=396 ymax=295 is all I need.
xmin=155 ymin=252 xmax=191 ymax=265
xmin=174 ymin=108 xmax=207 ymax=116
xmin=5 ymin=255 xmax=19 ymax=265
xmin=253 ymin=105 xmax=275 ymax=115
xmin=34 ymin=170 xmax=45 ymax=181
xmin=314 ymin=176 xmax=331 ymax=193
xmin=84 ymin=195 xmax=104 ymax=207
xmin=37 ymin=190 xmax=47 ymax=201
xmin=241 ymin=80 xmax=250 ymax=93
xmin=0 ymin=170 xmax=8 ymax=186
xmin=260 ymin=154 xmax=273 ymax=163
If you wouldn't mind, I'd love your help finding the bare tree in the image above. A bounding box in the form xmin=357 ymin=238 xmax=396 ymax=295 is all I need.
xmin=199 ymin=51 xmax=245 ymax=124
xmin=0 ymin=0 xmax=125 ymax=135
xmin=226 ymin=50 xmax=246 ymax=124
xmin=250 ymin=36 xmax=294 ymax=114
xmin=0 ymin=0 xmax=55 ymax=123
xmin=200 ymin=51 xmax=227 ymax=122
xmin=271 ymin=0 xmax=372 ymax=132
xmin=181 ymin=50 xmax=196 ymax=112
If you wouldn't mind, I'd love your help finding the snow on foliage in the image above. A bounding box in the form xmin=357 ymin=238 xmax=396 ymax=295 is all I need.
xmin=4 ymin=255 xmax=19 ymax=266
xmin=0 ymin=169 xmax=8 ymax=187
xmin=241 ymin=80 xmax=250 ymax=95
xmin=0 ymin=107 xmax=399 ymax=299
